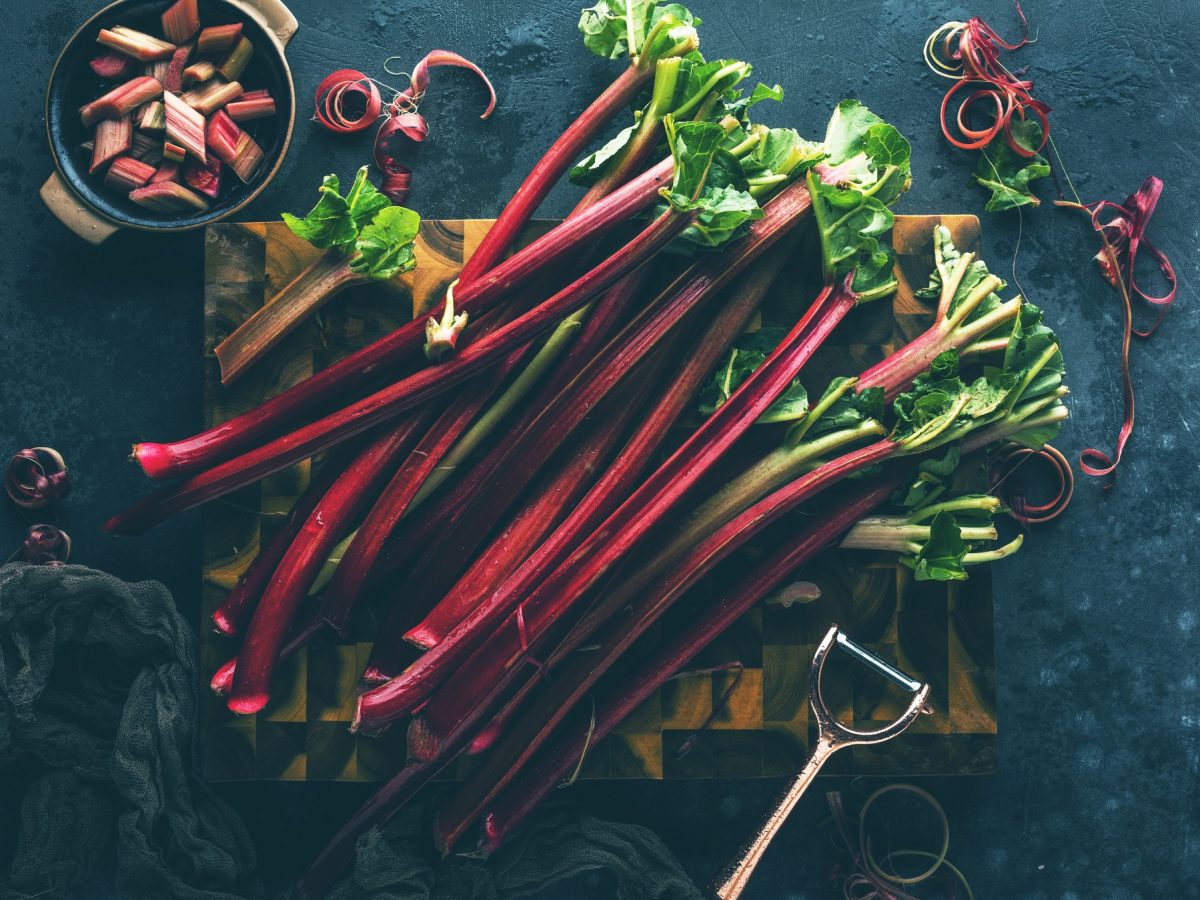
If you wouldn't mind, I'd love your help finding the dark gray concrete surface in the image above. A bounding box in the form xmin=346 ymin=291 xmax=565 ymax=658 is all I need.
xmin=1 ymin=0 xmax=1197 ymax=896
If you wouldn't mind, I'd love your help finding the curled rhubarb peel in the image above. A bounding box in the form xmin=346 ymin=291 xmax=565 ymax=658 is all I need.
xmin=992 ymin=443 xmax=1073 ymax=525
xmin=924 ymin=4 xmax=1048 ymax=157
xmin=1056 ymin=177 xmax=1176 ymax=482
xmin=11 ymin=525 xmax=72 ymax=566
xmin=5 ymin=448 xmax=70 ymax=510
xmin=313 ymin=69 xmax=382 ymax=133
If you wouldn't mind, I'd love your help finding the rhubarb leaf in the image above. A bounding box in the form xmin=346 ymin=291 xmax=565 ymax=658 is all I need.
xmin=349 ymin=206 xmax=421 ymax=280
xmin=723 ymin=82 xmax=783 ymax=119
xmin=803 ymin=102 xmax=912 ymax=300
xmin=973 ymin=118 xmax=1050 ymax=213
xmin=663 ymin=117 xmax=726 ymax=201
xmin=671 ymin=56 xmax=752 ymax=118
xmin=1003 ymin=302 xmax=1064 ymax=391
xmin=282 ymin=174 xmax=358 ymax=250
xmin=741 ymin=128 xmax=825 ymax=182
xmin=345 ymin=166 xmax=392 ymax=232
xmin=786 ymin=377 xmax=883 ymax=446
xmin=907 ymin=510 xmax=969 ymax=581
xmin=698 ymin=326 xmax=808 ymax=423
xmin=579 ymin=0 xmax=698 ymax=60
xmin=893 ymin=447 xmax=961 ymax=510
xmin=675 ymin=184 xmax=762 ymax=247
xmin=569 ymin=124 xmax=638 ymax=186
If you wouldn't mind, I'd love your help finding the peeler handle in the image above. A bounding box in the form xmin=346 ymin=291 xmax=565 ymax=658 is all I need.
xmin=713 ymin=738 xmax=836 ymax=900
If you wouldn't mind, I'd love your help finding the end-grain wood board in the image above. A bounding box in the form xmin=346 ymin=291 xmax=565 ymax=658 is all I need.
xmin=200 ymin=215 xmax=997 ymax=782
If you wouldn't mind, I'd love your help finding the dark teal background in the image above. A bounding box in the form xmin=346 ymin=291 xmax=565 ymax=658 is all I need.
xmin=1 ymin=0 xmax=1197 ymax=896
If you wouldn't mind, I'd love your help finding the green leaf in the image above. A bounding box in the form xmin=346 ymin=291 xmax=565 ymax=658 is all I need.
xmin=697 ymin=327 xmax=808 ymax=423
xmin=345 ymin=166 xmax=392 ymax=232
xmin=892 ymin=447 xmax=960 ymax=510
xmin=795 ymin=378 xmax=883 ymax=443
xmin=1004 ymin=302 xmax=1064 ymax=385
xmin=282 ymin=174 xmax=357 ymax=250
xmin=570 ymin=123 xmax=638 ymax=186
xmin=664 ymin=117 xmax=725 ymax=201
xmin=671 ymin=184 xmax=763 ymax=248
xmin=806 ymin=170 xmax=897 ymax=300
xmin=740 ymin=128 xmax=825 ymax=181
xmin=349 ymin=206 xmax=421 ymax=280
xmin=908 ymin=510 xmax=970 ymax=581
xmin=819 ymin=101 xmax=912 ymax=205
xmin=723 ymin=82 xmax=783 ymax=119
xmin=578 ymin=0 xmax=698 ymax=60
xmin=671 ymin=57 xmax=751 ymax=117
xmin=973 ymin=118 xmax=1051 ymax=213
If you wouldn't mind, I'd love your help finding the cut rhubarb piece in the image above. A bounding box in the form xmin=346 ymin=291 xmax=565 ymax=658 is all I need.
xmin=90 ymin=116 xmax=132 ymax=173
xmin=181 ymin=79 xmax=244 ymax=115
xmin=129 ymin=180 xmax=210 ymax=213
xmin=97 ymin=26 xmax=175 ymax=61
xmin=89 ymin=51 xmax=134 ymax=80
xmin=182 ymin=60 xmax=216 ymax=85
xmin=131 ymin=132 xmax=164 ymax=164
xmin=163 ymin=90 xmax=205 ymax=162
xmin=196 ymin=23 xmax=243 ymax=54
xmin=137 ymin=100 xmax=165 ymax=131
xmin=226 ymin=96 xmax=276 ymax=122
xmin=143 ymin=59 xmax=170 ymax=82
xmin=104 ymin=156 xmax=156 ymax=191
xmin=163 ymin=141 xmax=186 ymax=163
xmin=163 ymin=43 xmax=193 ymax=93
xmin=80 ymin=76 xmax=163 ymax=127
xmin=239 ymin=89 xmax=270 ymax=100
xmin=183 ymin=155 xmax=222 ymax=199
xmin=205 ymin=109 xmax=263 ymax=182
xmin=150 ymin=160 xmax=180 ymax=183
xmin=161 ymin=0 xmax=200 ymax=43
xmin=216 ymin=36 xmax=254 ymax=82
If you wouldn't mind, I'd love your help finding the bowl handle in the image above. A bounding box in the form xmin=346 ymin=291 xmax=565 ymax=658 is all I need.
xmin=227 ymin=0 xmax=299 ymax=48
xmin=40 ymin=173 xmax=119 ymax=245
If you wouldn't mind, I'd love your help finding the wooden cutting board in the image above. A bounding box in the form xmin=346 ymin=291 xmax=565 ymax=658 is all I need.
xmin=199 ymin=215 xmax=997 ymax=782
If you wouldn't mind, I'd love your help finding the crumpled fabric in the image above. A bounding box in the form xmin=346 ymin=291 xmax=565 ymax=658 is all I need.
xmin=0 ymin=563 xmax=258 ymax=899
xmin=325 ymin=802 xmax=704 ymax=900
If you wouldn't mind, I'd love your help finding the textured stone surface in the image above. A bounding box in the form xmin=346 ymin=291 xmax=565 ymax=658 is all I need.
xmin=0 ymin=0 xmax=1196 ymax=896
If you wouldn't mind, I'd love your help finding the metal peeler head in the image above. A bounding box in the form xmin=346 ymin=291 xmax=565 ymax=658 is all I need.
xmin=809 ymin=624 xmax=932 ymax=751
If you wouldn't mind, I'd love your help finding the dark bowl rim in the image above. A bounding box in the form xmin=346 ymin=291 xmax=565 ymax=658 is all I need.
xmin=44 ymin=0 xmax=297 ymax=234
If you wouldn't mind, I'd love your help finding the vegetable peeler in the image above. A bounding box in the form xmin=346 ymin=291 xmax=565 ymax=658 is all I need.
xmin=714 ymin=624 xmax=931 ymax=900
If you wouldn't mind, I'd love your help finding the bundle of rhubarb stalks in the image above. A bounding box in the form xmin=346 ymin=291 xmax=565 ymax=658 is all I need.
xmin=106 ymin=3 xmax=1069 ymax=895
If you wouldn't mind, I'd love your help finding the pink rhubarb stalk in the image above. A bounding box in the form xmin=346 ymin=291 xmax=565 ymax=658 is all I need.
xmin=128 ymin=158 xmax=674 ymax=480
xmin=228 ymin=411 xmax=434 ymax=714
xmin=107 ymin=206 xmax=689 ymax=534
xmin=474 ymin=473 xmax=904 ymax=852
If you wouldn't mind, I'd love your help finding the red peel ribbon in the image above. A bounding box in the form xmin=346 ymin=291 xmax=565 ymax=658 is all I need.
xmin=313 ymin=69 xmax=382 ymax=134
xmin=11 ymin=524 xmax=72 ymax=566
xmin=927 ymin=3 xmax=1050 ymax=157
xmin=373 ymin=50 xmax=497 ymax=203
xmin=1060 ymin=176 xmax=1176 ymax=482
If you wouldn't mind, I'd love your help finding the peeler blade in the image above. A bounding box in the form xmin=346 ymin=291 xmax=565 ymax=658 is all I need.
xmin=834 ymin=630 xmax=923 ymax=693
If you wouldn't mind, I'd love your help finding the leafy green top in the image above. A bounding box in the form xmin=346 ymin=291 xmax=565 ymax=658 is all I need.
xmin=578 ymin=0 xmax=699 ymax=62
xmin=806 ymin=100 xmax=912 ymax=301
xmin=658 ymin=117 xmax=763 ymax=248
xmin=973 ymin=118 xmax=1050 ymax=212
xmin=283 ymin=168 xmax=421 ymax=280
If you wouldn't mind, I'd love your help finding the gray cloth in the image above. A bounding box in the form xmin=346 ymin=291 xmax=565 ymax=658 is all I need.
xmin=326 ymin=803 xmax=704 ymax=900
xmin=0 ymin=563 xmax=700 ymax=900
xmin=0 ymin=563 xmax=257 ymax=899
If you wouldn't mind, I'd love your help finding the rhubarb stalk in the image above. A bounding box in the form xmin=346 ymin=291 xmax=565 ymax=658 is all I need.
xmin=228 ymin=411 xmax=435 ymax=714
xmin=107 ymin=203 xmax=693 ymax=533
xmin=128 ymin=158 xmax=675 ymax=479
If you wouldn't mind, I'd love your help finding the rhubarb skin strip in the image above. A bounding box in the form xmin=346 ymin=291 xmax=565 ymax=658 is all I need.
xmin=475 ymin=473 xmax=905 ymax=853
xmin=129 ymin=159 xmax=674 ymax=481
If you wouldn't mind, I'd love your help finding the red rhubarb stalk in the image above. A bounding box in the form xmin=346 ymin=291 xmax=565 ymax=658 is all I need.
xmin=352 ymin=191 xmax=815 ymax=727
xmin=128 ymin=159 xmax=674 ymax=480
xmin=90 ymin=116 xmax=132 ymax=173
xmin=212 ymin=445 xmax=358 ymax=636
xmin=475 ymin=473 xmax=904 ymax=852
xmin=161 ymin=0 xmax=200 ymax=44
xmin=90 ymin=51 xmax=134 ymax=80
xmin=402 ymin=283 xmax=863 ymax=759
xmin=97 ymin=27 xmax=175 ymax=62
xmin=228 ymin=412 xmax=434 ymax=714
xmin=107 ymin=206 xmax=689 ymax=534
xmin=82 ymin=77 xmax=162 ymax=127
xmin=428 ymin=438 xmax=893 ymax=846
